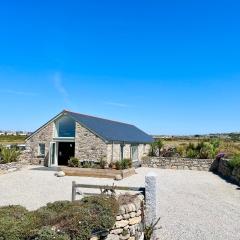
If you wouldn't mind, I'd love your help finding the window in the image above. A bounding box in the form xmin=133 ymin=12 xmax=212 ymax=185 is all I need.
xmin=38 ymin=143 xmax=45 ymax=156
xmin=131 ymin=145 xmax=138 ymax=162
xmin=55 ymin=116 xmax=75 ymax=137
xmin=120 ymin=144 xmax=124 ymax=160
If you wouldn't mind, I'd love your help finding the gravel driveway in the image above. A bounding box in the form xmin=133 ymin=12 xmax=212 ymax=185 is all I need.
xmin=0 ymin=166 xmax=239 ymax=240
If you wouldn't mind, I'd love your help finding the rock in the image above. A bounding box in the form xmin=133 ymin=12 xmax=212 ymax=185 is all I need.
xmin=118 ymin=206 xmax=126 ymax=215
xmin=128 ymin=237 xmax=135 ymax=240
xmin=129 ymin=216 xmax=141 ymax=225
xmin=7 ymin=168 xmax=17 ymax=172
xmin=55 ymin=171 xmax=65 ymax=177
xmin=115 ymin=174 xmax=122 ymax=181
xmin=123 ymin=225 xmax=129 ymax=230
xmin=120 ymin=234 xmax=130 ymax=240
xmin=136 ymin=210 xmax=142 ymax=217
xmin=129 ymin=226 xmax=136 ymax=235
xmin=115 ymin=220 xmax=129 ymax=228
xmin=106 ymin=234 xmax=120 ymax=240
xmin=110 ymin=228 xmax=123 ymax=235
xmin=116 ymin=215 xmax=123 ymax=221
xmin=123 ymin=213 xmax=130 ymax=219
xmin=130 ymin=212 xmax=136 ymax=218
xmin=90 ymin=237 xmax=99 ymax=240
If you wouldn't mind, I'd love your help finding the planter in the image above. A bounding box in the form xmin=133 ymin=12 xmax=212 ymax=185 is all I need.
xmin=59 ymin=166 xmax=136 ymax=179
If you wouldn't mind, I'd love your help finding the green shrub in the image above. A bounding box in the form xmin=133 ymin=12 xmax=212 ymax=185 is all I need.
xmin=149 ymin=142 xmax=157 ymax=157
xmin=186 ymin=149 xmax=198 ymax=158
xmin=34 ymin=226 xmax=70 ymax=240
xmin=35 ymin=201 xmax=77 ymax=226
xmin=0 ymin=147 xmax=20 ymax=163
xmin=115 ymin=161 xmax=121 ymax=170
xmin=176 ymin=145 xmax=186 ymax=157
xmin=99 ymin=158 xmax=107 ymax=169
xmin=198 ymin=142 xmax=217 ymax=159
xmin=81 ymin=161 xmax=95 ymax=168
xmin=121 ymin=159 xmax=132 ymax=169
xmin=68 ymin=157 xmax=79 ymax=167
xmin=0 ymin=205 xmax=41 ymax=240
xmin=184 ymin=141 xmax=218 ymax=159
xmin=0 ymin=196 xmax=119 ymax=240
xmin=57 ymin=196 xmax=118 ymax=240
xmin=115 ymin=159 xmax=132 ymax=170
xmin=228 ymin=154 xmax=240 ymax=169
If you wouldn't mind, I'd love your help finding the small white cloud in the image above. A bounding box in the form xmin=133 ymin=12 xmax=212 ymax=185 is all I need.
xmin=0 ymin=89 xmax=38 ymax=96
xmin=53 ymin=72 xmax=69 ymax=104
xmin=103 ymin=101 xmax=131 ymax=108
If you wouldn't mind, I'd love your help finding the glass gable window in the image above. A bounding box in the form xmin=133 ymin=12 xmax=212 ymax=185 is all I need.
xmin=55 ymin=116 xmax=75 ymax=138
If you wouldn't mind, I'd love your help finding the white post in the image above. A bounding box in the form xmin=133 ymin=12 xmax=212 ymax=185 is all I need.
xmin=145 ymin=172 xmax=158 ymax=239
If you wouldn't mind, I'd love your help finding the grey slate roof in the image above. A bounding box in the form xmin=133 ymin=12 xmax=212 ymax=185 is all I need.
xmin=66 ymin=110 xmax=153 ymax=143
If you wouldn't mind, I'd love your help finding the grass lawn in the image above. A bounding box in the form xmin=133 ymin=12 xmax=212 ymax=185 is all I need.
xmin=0 ymin=135 xmax=27 ymax=145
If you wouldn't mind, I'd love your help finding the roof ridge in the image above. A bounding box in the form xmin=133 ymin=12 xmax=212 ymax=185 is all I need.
xmin=64 ymin=109 xmax=135 ymax=126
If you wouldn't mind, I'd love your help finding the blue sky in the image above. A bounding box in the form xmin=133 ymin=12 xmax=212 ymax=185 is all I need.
xmin=0 ymin=0 xmax=239 ymax=135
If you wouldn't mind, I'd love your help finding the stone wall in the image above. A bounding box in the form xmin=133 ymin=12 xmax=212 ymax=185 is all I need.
xmin=25 ymin=122 xmax=54 ymax=165
xmin=215 ymin=159 xmax=240 ymax=186
xmin=142 ymin=156 xmax=215 ymax=171
xmin=75 ymin=122 xmax=108 ymax=161
xmin=0 ymin=162 xmax=23 ymax=175
xmin=107 ymin=194 xmax=144 ymax=240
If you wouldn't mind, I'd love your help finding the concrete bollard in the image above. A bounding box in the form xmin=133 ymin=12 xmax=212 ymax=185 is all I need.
xmin=145 ymin=172 xmax=158 ymax=239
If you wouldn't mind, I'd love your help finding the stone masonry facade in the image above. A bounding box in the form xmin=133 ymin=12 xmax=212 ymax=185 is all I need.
xmin=24 ymin=122 xmax=54 ymax=165
xmin=75 ymin=122 xmax=108 ymax=161
xmin=106 ymin=143 xmax=150 ymax=164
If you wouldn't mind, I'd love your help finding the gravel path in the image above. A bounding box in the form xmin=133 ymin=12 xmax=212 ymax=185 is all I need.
xmin=0 ymin=166 xmax=239 ymax=240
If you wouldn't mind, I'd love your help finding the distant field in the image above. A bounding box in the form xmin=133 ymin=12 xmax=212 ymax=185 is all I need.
xmin=162 ymin=137 xmax=240 ymax=146
xmin=0 ymin=135 xmax=27 ymax=145
xmin=159 ymin=137 xmax=240 ymax=157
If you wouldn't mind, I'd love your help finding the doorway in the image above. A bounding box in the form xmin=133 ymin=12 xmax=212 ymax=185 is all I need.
xmin=58 ymin=142 xmax=75 ymax=166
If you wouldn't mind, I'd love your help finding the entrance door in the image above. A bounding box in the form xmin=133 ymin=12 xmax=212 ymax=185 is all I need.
xmin=49 ymin=142 xmax=57 ymax=167
xmin=58 ymin=142 xmax=75 ymax=166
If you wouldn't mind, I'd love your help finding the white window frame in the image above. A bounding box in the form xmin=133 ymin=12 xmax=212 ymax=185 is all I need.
xmin=131 ymin=145 xmax=139 ymax=162
xmin=38 ymin=143 xmax=45 ymax=157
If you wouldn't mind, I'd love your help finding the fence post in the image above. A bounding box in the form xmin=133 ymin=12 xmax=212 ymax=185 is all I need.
xmin=145 ymin=172 xmax=158 ymax=239
xmin=72 ymin=181 xmax=76 ymax=201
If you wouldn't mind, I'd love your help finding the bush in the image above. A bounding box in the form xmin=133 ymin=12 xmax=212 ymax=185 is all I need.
xmin=198 ymin=142 xmax=217 ymax=159
xmin=0 ymin=205 xmax=41 ymax=240
xmin=228 ymin=154 xmax=240 ymax=169
xmin=0 ymin=196 xmax=119 ymax=240
xmin=186 ymin=148 xmax=198 ymax=158
xmin=115 ymin=159 xmax=132 ymax=170
xmin=176 ymin=145 xmax=186 ymax=157
xmin=148 ymin=142 xmax=157 ymax=157
xmin=81 ymin=161 xmax=95 ymax=168
xmin=184 ymin=141 xmax=218 ymax=159
xmin=0 ymin=147 xmax=20 ymax=163
xmin=99 ymin=158 xmax=107 ymax=169
xmin=34 ymin=227 xmax=70 ymax=240
xmin=57 ymin=196 xmax=118 ymax=240
xmin=68 ymin=157 xmax=79 ymax=167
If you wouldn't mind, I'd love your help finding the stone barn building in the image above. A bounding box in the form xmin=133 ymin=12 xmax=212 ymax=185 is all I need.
xmin=25 ymin=110 xmax=153 ymax=167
